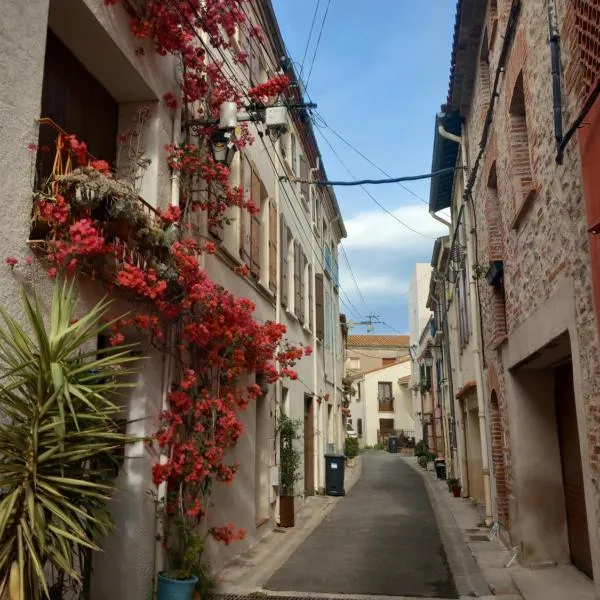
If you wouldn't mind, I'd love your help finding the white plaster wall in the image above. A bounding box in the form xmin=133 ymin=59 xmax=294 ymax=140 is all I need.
xmin=409 ymin=263 xmax=432 ymax=344
xmin=362 ymin=361 xmax=414 ymax=446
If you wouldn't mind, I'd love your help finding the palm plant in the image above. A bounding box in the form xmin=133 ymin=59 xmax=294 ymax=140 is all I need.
xmin=0 ymin=280 xmax=141 ymax=599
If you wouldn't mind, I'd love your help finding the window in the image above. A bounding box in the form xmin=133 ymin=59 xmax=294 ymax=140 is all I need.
xmin=357 ymin=418 xmax=363 ymax=437
xmin=379 ymin=418 xmax=394 ymax=434
xmin=40 ymin=30 xmax=118 ymax=165
xmin=357 ymin=381 xmax=361 ymax=400
xmin=268 ymin=200 xmax=277 ymax=292
xmin=280 ymin=215 xmax=289 ymax=307
xmin=378 ymin=382 xmax=394 ymax=412
xmin=348 ymin=358 xmax=360 ymax=370
xmin=455 ymin=219 xmax=470 ymax=348
xmin=315 ymin=273 xmax=324 ymax=340
xmin=307 ymin=263 xmax=313 ymax=330
xmin=508 ymin=72 xmax=533 ymax=216
xmin=382 ymin=357 xmax=396 ymax=367
xmin=299 ymin=153 xmax=310 ymax=205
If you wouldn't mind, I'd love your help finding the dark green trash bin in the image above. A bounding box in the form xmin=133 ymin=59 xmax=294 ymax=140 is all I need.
xmin=434 ymin=458 xmax=446 ymax=480
xmin=388 ymin=437 xmax=398 ymax=453
xmin=325 ymin=454 xmax=345 ymax=496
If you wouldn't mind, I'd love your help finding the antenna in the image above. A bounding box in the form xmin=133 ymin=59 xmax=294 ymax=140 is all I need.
xmin=347 ymin=314 xmax=382 ymax=333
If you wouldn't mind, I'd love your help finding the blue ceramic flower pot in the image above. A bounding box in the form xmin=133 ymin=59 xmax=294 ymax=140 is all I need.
xmin=157 ymin=572 xmax=199 ymax=600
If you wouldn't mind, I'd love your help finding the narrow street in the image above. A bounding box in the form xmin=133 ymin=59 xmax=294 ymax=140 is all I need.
xmin=265 ymin=451 xmax=458 ymax=598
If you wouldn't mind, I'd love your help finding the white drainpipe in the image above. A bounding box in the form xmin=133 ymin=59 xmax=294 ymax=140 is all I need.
xmin=437 ymin=122 xmax=494 ymax=526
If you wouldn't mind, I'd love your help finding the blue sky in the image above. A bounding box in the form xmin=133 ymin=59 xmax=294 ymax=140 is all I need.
xmin=271 ymin=0 xmax=456 ymax=334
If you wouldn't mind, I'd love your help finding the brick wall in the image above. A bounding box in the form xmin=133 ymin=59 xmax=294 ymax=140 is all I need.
xmin=463 ymin=0 xmax=600 ymax=542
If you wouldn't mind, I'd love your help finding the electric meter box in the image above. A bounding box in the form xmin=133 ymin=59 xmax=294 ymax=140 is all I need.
xmin=265 ymin=106 xmax=288 ymax=129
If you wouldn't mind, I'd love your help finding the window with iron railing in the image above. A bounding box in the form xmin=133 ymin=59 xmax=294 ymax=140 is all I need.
xmin=378 ymin=382 xmax=394 ymax=412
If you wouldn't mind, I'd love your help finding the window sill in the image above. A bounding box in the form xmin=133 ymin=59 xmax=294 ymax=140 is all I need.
xmin=257 ymin=279 xmax=275 ymax=298
xmin=510 ymin=185 xmax=538 ymax=230
xmin=285 ymin=307 xmax=299 ymax=322
xmin=302 ymin=324 xmax=313 ymax=336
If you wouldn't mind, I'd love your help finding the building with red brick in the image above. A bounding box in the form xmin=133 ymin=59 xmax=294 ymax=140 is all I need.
xmin=427 ymin=0 xmax=600 ymax=592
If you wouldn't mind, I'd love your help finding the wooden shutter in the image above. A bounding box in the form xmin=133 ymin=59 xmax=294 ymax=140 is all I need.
xmin=308 ymin=265 xmax=314 ymax=330
xmin=269 ymin=200 xmax=277 ymax=292
xmin=300 ymin=251 xmax=306 ymax=324
xmin=250 ymin=170 xmax=261 ymax=277
xmin=315 ymin=273 xmax=324 ymax=340
xmin=240 ymin=156 xmax=252 ymax=265
xmin=281 ymin=215 xmax=288 ymax=307
xmin=294 ymin=240 xmax=300 ymax=317
xmin=299 ymin=154 xmax=309 ymax=202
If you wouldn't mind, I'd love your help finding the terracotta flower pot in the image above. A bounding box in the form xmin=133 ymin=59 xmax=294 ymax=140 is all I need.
xmin=451 ymin=486 xmax=461 ymax=498
xmin=279 ymin=495 xmax=295 ymax=527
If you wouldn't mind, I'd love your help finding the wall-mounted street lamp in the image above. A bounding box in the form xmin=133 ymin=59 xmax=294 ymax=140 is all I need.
xmin=184 ymin=99 xmax=317 ymax=167
xmin=423 ymin=354 xmax=434 ymax=368
xmin=209 ymin=129 xmax=237 ymax=166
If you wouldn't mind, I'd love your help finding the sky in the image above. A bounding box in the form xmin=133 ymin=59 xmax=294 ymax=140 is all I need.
xmin=271 ymin=0 xmax=456 ymax=334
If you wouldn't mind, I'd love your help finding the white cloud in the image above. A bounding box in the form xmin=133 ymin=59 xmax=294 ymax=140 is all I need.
xmin=343 ymin=204 xmax=448 ymax=250
xmin=340 ymin=272 xmax=409 ymax=297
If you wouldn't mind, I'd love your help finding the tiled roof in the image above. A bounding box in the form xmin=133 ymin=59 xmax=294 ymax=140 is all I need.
xmin=352 ymin=356 xmax=412 ymax=379
xmin=398 ymin=375 xmax=411 ymax=384
xmin=347 ymin=334 xmax=409 ymax=348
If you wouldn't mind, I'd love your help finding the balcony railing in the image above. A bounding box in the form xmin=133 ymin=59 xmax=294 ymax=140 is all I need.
xmin=378 ymin=398 xmax=394 ymax=412
xmin=30 ymin=118 xmax=170 ymax=280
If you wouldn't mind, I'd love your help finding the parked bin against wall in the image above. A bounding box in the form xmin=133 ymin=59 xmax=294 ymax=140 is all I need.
xmin=325 ymin=454 xmax=345 ymax=496
xmin=434 ymin=458 xmax=446 ymax=480
xmin=387 ymin=437 xmax=398 ymax=454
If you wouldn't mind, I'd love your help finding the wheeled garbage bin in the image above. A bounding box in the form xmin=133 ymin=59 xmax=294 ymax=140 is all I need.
xmin=388 ymin=437 xmax=398 ymax=453
xmin=325 ymin=454 xmax=345 ymax=496
xmin=434 ymin=458 xmax=447 ymax=480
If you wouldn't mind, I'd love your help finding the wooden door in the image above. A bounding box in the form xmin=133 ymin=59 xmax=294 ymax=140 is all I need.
xmin=555 ymin=363 xmax=593 ymax=578
xmin=304 ymin=395 xmax=314 ymax=494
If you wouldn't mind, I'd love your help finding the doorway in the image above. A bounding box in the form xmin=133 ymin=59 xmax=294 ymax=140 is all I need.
xmin=555 ymin=362 xmax=593 ymax=578
xmin=304 ymin=395 xmax=314 ymax=494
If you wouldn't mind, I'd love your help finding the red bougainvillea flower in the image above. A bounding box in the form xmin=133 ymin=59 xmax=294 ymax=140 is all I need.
xmin=5 ymin=257 xmax=18 ymax=267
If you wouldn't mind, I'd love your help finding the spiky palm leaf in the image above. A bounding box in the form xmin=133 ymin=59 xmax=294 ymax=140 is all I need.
xmin=0 ymin=280 xmax=142 ymax=598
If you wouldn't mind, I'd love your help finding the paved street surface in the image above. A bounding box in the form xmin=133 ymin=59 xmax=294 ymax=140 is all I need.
xmin=266 ymin=451 xmax=458 ymax=598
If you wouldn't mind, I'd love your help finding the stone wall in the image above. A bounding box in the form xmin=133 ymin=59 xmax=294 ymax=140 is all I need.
xmin=460 ymin=0 xmax=600 ymax=571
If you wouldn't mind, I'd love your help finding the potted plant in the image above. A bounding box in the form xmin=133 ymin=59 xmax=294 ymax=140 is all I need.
xmin=447 ymin=478 xmax=462 ymax=497
xmin=278 ymin=412 xmax=302 ymax=527
xmin=156 ymin=511 xmax=210 ymax=600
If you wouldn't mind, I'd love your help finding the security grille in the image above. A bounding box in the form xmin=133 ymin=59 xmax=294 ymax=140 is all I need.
xmin=573 ymin=0 xmax=600 ymax=97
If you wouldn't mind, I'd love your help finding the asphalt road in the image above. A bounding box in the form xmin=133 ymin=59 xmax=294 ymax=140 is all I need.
xmin=265 ymin=451 xmax=458 ymax=598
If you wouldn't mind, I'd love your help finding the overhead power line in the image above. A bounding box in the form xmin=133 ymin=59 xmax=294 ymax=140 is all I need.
xmin=339 ymin=241 xmax=368 ymax=309
xmin=315 ymin=128 xmax=437 ymax=239
xmin=284 ymin=167 xmax=457 ymax=187
xmin=313 ymin=113 xmax=429 ymax=206
xmin=305 ymin=0 xmax=332 ymax=89
xmin=299 ymin=0 xmax=321 ymax=80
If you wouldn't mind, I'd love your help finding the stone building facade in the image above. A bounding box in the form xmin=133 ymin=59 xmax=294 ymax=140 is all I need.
xmin=428 ymin=0 xmax=600 ymax=592
xmin=0 ymin=0 xmax=345 ymax=597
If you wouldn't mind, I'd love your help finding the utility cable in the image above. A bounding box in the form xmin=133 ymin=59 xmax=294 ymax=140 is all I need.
xmin=286 ymin=167 xmax=457 ymax=187
xmin=305 ymin=0 xmax=332 ymax=89
xmin=314 ymin=113 xmax=429 ymax=206
xmin=339 ymin=241 xmax=368 ymax=309
xmin=299 ymin=0 xmax=321 ymax=80
xmin=178 ymin=0 xmax=366 ymax=323
xmin=316 ymin=128 xmax=438 ymax=238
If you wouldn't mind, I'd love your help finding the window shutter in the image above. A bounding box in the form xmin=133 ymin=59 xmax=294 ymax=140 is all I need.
xmin=308 ymin=265 xmax=314 ymax=330
xmin=299 ymin=154 xmax=309 ymax=202
xmin=291 ymin=134 xmax=297 ymax=174
xmin=300 ymin=252 xmax=307 ymax=325
xmin=315 ymin=273 xmax=324 ymax=340
xmin=269 ymin=199 xmax=277 ymax=292
xmin=281 ymin=215 xmax=288 ymax=307
xmin=250 ymin=170 xmax=261 ymax=277
xmin=294 ymin=241 xmax=301 ymax=317
xmin=240 ymin=156 xmax=252 ymax=265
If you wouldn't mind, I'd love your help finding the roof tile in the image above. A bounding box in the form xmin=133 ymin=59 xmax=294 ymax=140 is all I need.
xmin=347 ymin=334 xmax=409 ymax=348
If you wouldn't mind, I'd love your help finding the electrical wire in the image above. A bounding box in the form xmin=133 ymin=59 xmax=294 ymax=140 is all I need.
xmin=315 ymin=128 xmax=438 ymax=239
xmin=339 ymin=241 xmax=367 ymax=309
xmin=304 ymin=0 xmax=332 ymax=89
xmin=176 ymin=0 xmax=372 ymax=324
xmin=314 ymin=113 xmax=429 ymax=206
xmin=299 ymin=0 xmax=321 ymax=80
xmin=288 ymin=167 xmax=457 ymax=187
